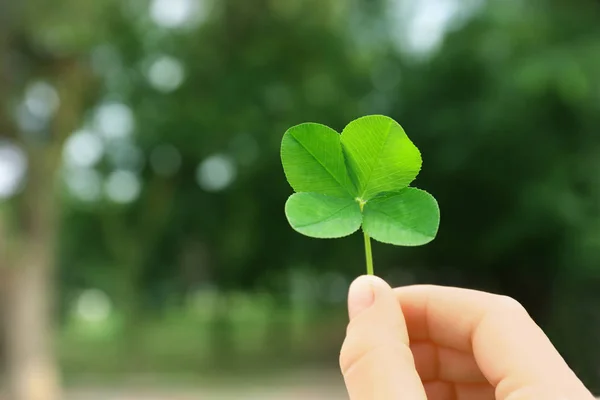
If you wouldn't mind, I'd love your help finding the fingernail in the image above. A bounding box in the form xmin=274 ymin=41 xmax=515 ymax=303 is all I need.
xmin=348 ymin=275 xmax=386 ymax=320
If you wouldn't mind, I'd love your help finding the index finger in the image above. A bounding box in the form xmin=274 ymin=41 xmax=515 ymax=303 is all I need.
xmin=394 ymin=285 xmax=594 ymax=400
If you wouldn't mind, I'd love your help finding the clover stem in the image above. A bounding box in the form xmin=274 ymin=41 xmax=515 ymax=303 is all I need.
xmin=363 ymin=230 xmax=374 ymax=276
xmin=358 ymin=198 xmax=373 ymax=275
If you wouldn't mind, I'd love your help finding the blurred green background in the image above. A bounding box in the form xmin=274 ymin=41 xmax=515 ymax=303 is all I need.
xmin=1 ymin=0 xmax=600 ymax=398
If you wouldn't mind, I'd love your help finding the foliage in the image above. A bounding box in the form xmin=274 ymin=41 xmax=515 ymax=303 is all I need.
xmin=281 ymin=115 xmax=439 ymax=274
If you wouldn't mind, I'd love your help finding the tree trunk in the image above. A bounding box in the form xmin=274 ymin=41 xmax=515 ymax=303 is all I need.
xmin=5 ymin=253 xmax=61 ymax=400
xmin=3 ymin=143 xmax=63 ymax=400
xmin=1 ymin=54 xmax=89 ymax=399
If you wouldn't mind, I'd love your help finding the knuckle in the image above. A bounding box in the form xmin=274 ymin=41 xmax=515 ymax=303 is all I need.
xmin=339 ymin=331 xmax=365 ymax=375
xmin=339 ymin=341 xmax=378 ymax=376
xmin=339 ymin=334 xmax=413 ymax=377
xmin=339 ymin=339 xmax=368 ymax=376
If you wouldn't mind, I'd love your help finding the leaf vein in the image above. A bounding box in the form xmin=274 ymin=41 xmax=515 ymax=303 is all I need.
xmin=359 ymin=119 xmax=394 ymax=198
xmin=368 ymin=208 xmax=431 ymax=238
xmin=291 ymin=134 xmax=349 ymax=195
xmin=294 ymin=203 xmax=358 ymax=229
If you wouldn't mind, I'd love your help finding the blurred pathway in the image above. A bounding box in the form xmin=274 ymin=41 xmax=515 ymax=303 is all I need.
xmin=66 ymin=386 xmax=346 ymax=400
xmin=63 ymin=370 xmax=347 ymax=400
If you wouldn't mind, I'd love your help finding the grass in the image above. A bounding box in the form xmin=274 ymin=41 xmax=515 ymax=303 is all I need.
xmin=58 ymin=295 xmax=348 ymax=381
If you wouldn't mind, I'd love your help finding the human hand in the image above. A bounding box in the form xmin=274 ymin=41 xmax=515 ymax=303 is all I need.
xmin=340 ymin=275 xmax=595 ymax=400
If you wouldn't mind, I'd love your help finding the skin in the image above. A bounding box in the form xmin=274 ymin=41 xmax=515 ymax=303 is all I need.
xmin=340 ymin=275 xmax=596 ymax=400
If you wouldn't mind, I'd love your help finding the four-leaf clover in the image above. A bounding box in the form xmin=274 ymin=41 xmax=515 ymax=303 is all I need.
xmin=281 ymin=115 xmax=440 ymax=274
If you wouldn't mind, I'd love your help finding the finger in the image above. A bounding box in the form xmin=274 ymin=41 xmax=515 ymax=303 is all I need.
xmin=340 ymin=275 xmax=427 ymax=400
xmin=410 ymin=341 xmax=486 ymax=383
xmin=423 ymin=381 xmax=495 ymax=400
xmin=395 ymin=285 xmax=595 ymax=400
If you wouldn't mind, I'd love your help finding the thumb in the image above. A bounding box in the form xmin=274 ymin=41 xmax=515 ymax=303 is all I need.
xmin=340 ymin=275 xmax=426 ymax=400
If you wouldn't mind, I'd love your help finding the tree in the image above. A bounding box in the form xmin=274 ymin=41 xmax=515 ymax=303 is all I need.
xmin=0 ymin=1 xmax=95 ymax=397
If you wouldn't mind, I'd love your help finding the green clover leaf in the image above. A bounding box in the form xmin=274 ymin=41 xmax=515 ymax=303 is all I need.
xmin=281 ymin=115 xmax=440 ymax=275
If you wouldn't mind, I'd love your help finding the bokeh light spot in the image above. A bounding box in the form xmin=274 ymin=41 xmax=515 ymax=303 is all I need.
xmin=63 ymin=130 xmax=105 ymax=168
xmin=0 ymin=142 xmax=27 ymax=200
xmin=150 ymin=0 xmax=195 ymax=28
xmin=147 ymin=55 xmax=185 ymax=93
xmin=196 ymin=154 xmax=236 ymax=192
xmin=24 ymin=81 xmax=60 ymax=120
xmin=94 ymin=102 xmax=135 ymax=139
xmin=105 ymin=170 xmax=142 ymax=204
xmin=76 ymin=289 xmax=112 ymax=323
